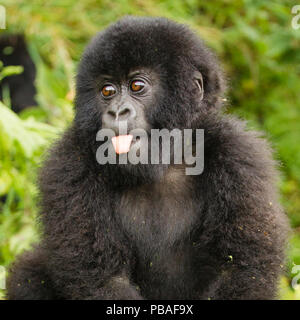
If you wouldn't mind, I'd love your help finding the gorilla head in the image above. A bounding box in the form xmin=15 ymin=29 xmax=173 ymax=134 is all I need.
xmin=74 ymin=17 xmax=225 ymax=186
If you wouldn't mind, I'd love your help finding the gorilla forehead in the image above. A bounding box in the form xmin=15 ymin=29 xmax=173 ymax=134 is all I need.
xmin=80 ymin=16 xmax=207 ymax=78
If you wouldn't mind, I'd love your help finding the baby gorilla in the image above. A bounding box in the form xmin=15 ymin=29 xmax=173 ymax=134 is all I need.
xmin=7 ymin=16 xmax=289 ymax=300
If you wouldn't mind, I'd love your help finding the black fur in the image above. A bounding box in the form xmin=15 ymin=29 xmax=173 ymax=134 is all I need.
xmin=7 ymin=17 xmax=289 ymax=300
xmin=0 ymin=34 xmax=37 ymax=113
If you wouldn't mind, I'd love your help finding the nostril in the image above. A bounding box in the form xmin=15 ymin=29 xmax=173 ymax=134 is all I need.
xmin=118 ymin=108 xmax=130 ymax=118
xmin=105 ymin=105 xmax=135 ymax=121
xmin=107 ymin=110 xmax=116 ymax=118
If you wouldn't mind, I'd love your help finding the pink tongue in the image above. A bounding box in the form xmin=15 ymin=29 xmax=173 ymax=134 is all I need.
xmin=111 ymin=135 xmax=133 ymax=154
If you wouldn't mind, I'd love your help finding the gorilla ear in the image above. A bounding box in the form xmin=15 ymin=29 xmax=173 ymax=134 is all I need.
xmin=193 ymin=71 xmax=204 ymax=101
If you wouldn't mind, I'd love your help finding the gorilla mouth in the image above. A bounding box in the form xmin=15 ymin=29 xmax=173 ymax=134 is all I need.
xmin=111 ymin=135 xmax=141 ymax=154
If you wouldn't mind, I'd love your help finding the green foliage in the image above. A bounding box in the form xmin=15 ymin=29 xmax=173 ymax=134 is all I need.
xmin=0 ymin=0 xmax=299 ymax=299
xmin=0 ymin=59 xmax=63 ymax=299
xmin=0 ymin=62 xmax=23 ymax=82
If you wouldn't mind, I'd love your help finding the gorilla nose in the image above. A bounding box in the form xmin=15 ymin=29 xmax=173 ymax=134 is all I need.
xmin=102 ymin=104 xmax=137 ymax=134
xmin=106 ymin=105 xmax=136 ymax=121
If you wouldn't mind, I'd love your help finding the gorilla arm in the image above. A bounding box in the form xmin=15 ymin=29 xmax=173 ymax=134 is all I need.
xmin=42 ymin=128 xmax=143 ymax=299
xmin=196 ymin=117 xmax=288 ymax=300
xmin=7 ymin=127 xmax=142 ymax=300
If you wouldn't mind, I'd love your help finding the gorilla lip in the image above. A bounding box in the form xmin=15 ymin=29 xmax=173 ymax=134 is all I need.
xmin=111 ymin=135 xmax=134 ymax=154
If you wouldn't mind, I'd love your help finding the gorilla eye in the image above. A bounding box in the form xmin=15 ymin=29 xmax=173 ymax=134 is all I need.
xmin=130 ymin=80 xmax=145 ymax=93
xmin=101 ymin=84 xmax=116 ymax=98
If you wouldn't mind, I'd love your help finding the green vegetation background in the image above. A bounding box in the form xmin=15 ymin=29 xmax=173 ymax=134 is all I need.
xmin=0 ymin=0 xmax=299 ymax=299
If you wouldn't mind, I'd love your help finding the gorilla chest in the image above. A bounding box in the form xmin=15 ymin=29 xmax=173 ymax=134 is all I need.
xmin=118 ymin=169 xmax=197 ymax=250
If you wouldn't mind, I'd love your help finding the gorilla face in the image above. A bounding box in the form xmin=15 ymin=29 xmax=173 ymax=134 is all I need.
xmin=100 ymin=68 xmax=157 ymax=137
xmin=74 ymin=16 xmax=225 ymax=186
